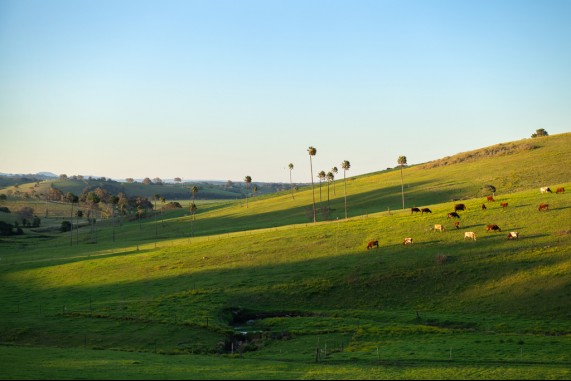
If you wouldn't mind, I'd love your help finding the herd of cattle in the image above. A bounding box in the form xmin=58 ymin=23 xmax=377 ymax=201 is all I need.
xmin=366 ymin=186 xmax=565 ymax=250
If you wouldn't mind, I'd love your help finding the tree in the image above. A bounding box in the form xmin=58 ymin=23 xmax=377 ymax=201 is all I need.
xmin=482 ymin=184 xmax=497 ymax=197
xmin=318 ymin=170 xmax=326 ymax=207
xmin=17 ymin=206 xmax=35 ymax=226
xmin=326 ymin=171 xmax=334 ymax=209
xmin=398 ymin=156 xmax=407 ymax=210
xmin=190 ymin=186 xmax=198 ymax=220
xmin=288 ymin=163 xmax=295 ymax=200
xmin=244 ymin=176 xmax=252 ymax=208
xmin=60 ymin=221 xmax=72 ymax=232
xmin=174 ymin=177 xmax=182 ymax=186
xmin=126 ymin=178 xmax=135 ymax=183
xmin=331 ymin=167 xmax=338 ymax=195
xmin=65 ymin=192 xmax=78 ymax=246
xmin=342 ymin=160 xmax=351 ymax=219
xmin=531 ymin=129 xmax=549 ymax=138
xmin=308 ymin=146 xmax=317 ymax=223
xmin=143 ymin=177 xmax=152 ymax=185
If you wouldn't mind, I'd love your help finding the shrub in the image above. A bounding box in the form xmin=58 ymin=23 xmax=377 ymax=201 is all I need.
xmin=60 ymin=221 xmax=72 ymax=232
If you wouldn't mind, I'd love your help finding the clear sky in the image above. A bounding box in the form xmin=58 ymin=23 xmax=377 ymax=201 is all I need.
xmin=1 ymin=0 xmax=570 ymax=183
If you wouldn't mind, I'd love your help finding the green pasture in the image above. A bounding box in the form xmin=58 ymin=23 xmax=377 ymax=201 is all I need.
xmin=0 ymin=133 xmax=570 ymax=379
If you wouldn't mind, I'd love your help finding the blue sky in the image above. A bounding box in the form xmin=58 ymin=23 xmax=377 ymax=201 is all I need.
xmin=1 ymin=0 xmax=570 ymax=183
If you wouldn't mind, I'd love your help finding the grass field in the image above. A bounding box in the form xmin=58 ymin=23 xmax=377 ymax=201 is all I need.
xmin=0 ymin=133 xmax=570 ymax=379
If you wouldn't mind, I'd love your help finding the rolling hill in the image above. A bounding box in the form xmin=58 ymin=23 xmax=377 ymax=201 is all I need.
xmin=0 ymin=133 xmax=569 ymax=380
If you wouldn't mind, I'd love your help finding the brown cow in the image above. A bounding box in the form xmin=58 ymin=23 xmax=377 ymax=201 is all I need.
xmin=500 ymin=202 xmax=508 ymax=208
xmin=421 ymin=208 xmax=432 ymax=214
xmin=411 ymin=207 xmax=421 ymax=214
xmin=486 ymin=224 xmax=502 ymax=232
xmin=367 ymin=240 xmax=379 ymax=250
xmin=507 ymin=232 xmax=519 ymax=240
xmin=556 ymin=187 xmax=565 ymax=194
xmin=448 ymin=212 xmax=460 ymax=219
xmin=487 ymin=196 xmax=495 ymax=202
xmin=538 ymin=203 xmax=549 ymax=211
xmin=481 ymin=203 xmax=487 ymax=210
xmin=454 ymin=203 xmax=466 ymax=212
xmin=454 ymin=221 xmax=460 ymax=229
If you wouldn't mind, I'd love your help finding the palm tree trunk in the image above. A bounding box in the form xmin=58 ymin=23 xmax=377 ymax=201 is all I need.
xmin=290 ymin=170 xmax=294 ymax=200
xmin=310 ymin=157 xmax=316 ymax=223
xmin=400 ymin=166 xmax=405 ymax=209
xmin=344 ymin=171 xmax=348 ymax=219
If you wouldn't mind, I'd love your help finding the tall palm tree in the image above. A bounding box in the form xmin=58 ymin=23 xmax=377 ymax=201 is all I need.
xmin=398 ymin=156 xmax=407 ymax=210
xmin=326 ymin=171 xmax=334 ymax=209
xmin=244 ymin=176 xmax=252 ymax=208
xmin=307 ymin=147 xmax=317 ymax=223
xmin=318 ymin=170 xmax=326 ymax=208
xmin=342 ymin=160 xmax=351 ymax=219
xmin=331 ymin=166 xmax=338 ymax=195
xmin=288 ymin=163 xmax=295 ymax=200
xmin=191 ymin=186 xmax=198 ymax=221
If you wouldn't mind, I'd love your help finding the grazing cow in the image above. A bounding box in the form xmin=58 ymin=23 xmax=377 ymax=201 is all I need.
xmin=487 ymin=196 xmax=495 ymax=202
xmin=481 ymin=203 xmax=487 ymax=210
xmin=448 ymin=212 xmax=460 ymax=219
xmin=486 ymin=224 xmax=502 ymax=232
xmin=403 ymin=237 xmax=413 ymax=246
xmin=411 ymin=207 xmax=421 ymax=214
xmin=454 ymin=204 xmax=466 ymax=212
xmin=421 ymin=208 xmax=432 ymax=214
xmin=507 ymin=232 xmax=519 ymax=240
xmin=454 ymin=221 xmax=460 ymax=229
xmin=500 ymin=202 xmax=508 ymax=208
xmin=367 ymin=240 xmax=379 ymax=250
xmin=540 ymin=187 xmax=552 ymax=194
xmin=538 ymin=203 xmax=549 ymax=211
xmin=556 ymin=187 xmax=565 ymax=194
xmin=464 ymin=231 xmax=477 ymax=241
xmin=434 ymin=224 xmax=444 ymax=232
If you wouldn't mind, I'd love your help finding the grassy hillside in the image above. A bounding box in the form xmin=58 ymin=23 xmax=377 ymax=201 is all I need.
xmin=0 ymin=133 xmax=570 ymax=379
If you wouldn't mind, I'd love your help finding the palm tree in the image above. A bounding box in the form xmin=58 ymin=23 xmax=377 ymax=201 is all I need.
xmin=244 ymin=176 xmax=252 ymax=208
xmin=326 ymin=171 xmax=334 ymax=209
xmin=331 ymin=166 xmax=338 ymax=195
xmin=307 ymin=147 xmax=317 ymax=223
xmin=318 ymin=170 xmax=326 ymax=207
xmin=288 ymin=163 xmax=295 ymax=200
xmin=191 ymin=186 xmax=198 ymax=221
xmin=342 ymin=160 xmax=351 ymax=219
xmin=398 ymin=156 xmax=407 ymax=210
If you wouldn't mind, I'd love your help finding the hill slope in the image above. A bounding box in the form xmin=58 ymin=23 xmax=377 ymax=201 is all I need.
xmin=0 ymin=133 xmax=569 ymax=379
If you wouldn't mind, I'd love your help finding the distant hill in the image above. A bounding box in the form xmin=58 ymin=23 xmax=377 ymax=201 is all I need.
xmin=0 ymin=171 xmax=57 ymax=179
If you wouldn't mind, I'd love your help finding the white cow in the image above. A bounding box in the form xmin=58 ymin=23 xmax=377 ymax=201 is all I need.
xmin=507 ymin=231 xmax=519 ymax=240
xmin=403 ymin=237 xmax=413 ymax=246
xmin=464 ymin=231 xmax=477 ymax=241
xmin=540 ymin=187 xmax=552 ymax=194
xmin=434 ymin=224 xmax=444 ymax=232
